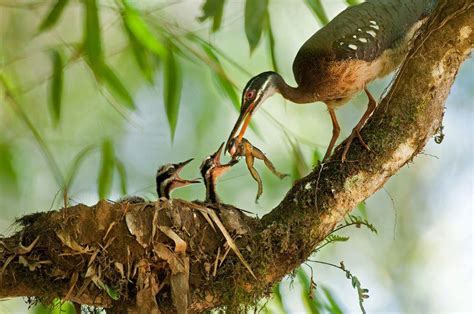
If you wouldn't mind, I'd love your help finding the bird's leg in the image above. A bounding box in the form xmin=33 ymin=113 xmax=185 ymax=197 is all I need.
xmin=243 ymin=143 xmax=263 ymax=201
xmin=342 ymin=87 xmax=377 ymax=162
xmin=323 ymin=107 xmax=341 ymax=162
xmin=251 ymin=145 xmax=288 ymax=179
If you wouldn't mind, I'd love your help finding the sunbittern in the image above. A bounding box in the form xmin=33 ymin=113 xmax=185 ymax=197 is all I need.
xmin=155 ymin=159 xmax=200 ymax=199
xmin=200 ymin=143 xmax=238 ymax=204
xmin=228 ymin=137 xmax=288 ymax=201
xmin=226 ymin=0 xmax=438 ymax=162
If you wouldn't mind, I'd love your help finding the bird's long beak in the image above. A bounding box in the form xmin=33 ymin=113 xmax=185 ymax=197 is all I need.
xmin=174 ymin=158 xmax=200 ymax=185
xmin=225 ymin=103 xmax=255 ymax=154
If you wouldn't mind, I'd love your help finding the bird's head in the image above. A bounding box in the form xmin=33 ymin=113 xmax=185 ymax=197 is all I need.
xmin=226 ymin=71 xmax=280 ymax=155
xmin=156 ymin=158 xmax=200 ymax=196
xmin=201 ymin=143 xmax=238 ymax=181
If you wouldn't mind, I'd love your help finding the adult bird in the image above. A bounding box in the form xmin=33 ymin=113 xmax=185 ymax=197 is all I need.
xmin=155 ymin=159 xmax=200 ymax=199
xmin=226 ymin=0 xmax=438 ymax=162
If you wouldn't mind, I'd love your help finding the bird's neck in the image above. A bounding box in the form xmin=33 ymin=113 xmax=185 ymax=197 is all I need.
xmin=273 ymin=74 xmax=314 ymax=104
xmin=205 ymin=176 xmax=220 ymax=204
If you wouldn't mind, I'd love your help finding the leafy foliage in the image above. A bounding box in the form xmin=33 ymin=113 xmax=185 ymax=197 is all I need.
xmin=296 ymin=268 xmax=346 ymax=313
xmin=244 ymin=0 xmax=269 ymax=52
xmin=304 ymin=0 xmax=329 ymax=25
xmin=199 ymin=0 xmax=226 ymax=32
xmin=315 ymin=234 xmax=350 ymax=252
xmin=98 ymin=139 xmax=115 ymax=199
xmin=163 ymin=42 xmax=183 ymax=141
xmin=49 ymin=49 xmax=63 ymax=126
xmin=340 ymin=261 xmax=369 ymax=314
xmin=38 ymin=0 xmax=69 ymax=33
xmin=121 ymin=0 xmax=167 ymax=58
xmin=199 ymin=41 xmax=240 ymax=111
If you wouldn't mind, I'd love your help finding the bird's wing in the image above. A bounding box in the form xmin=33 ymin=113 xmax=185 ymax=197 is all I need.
xmin=294 ymin=0 xmax=437 ymax=66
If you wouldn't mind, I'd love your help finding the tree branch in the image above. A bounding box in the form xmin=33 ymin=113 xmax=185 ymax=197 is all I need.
xmin=0 ymin=1 xmax=472 ymax=312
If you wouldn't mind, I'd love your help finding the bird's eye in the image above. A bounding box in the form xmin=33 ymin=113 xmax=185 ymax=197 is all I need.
xmin=246 ymin=90 xmax=255 ymax=99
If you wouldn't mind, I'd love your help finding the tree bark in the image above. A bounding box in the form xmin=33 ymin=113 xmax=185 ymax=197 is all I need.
xmin=0 ymin=1 xmax=472 ymax=312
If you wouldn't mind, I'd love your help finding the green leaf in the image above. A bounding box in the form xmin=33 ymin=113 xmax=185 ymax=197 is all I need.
xmin=357 ymin=201 xmax=368 ymax=219
xmin=272 ymin=283 xmax=287 ymax=313
xmin=38 ymin=0 xmax=69 ymax=32
xmin=32 ymin=298 xmax=76 ymax=314
xmin=304 ymin=0 xmax=329 ymax=25
xmin=321 ymin=286 xmax=344 ymax=314
xmin=244 ymin=0 xmax=269 ymax=52
xmin=163 ymin=43 xmax=182 ymax=141
xmin=266 ymin=13 xmax=279 ymax=72
xmin=124 ymin=25 xmax=155 ymax=84
xmin=201 ymin=44 xmax=239 ymax=111
xmin=312 ymin=149 xmax=322 ymax=166
xmin=0 ymin=143 xmax=19 ymax=191
xmin=115 ymin=159 xmax=128 ymax=195
xmin=198 ymin=0 xmax=225 ymax=32
xmin=49 ymin=49 xmax=63 ymax=126
xmin=83 ymin=0 xmax=103 ymax=76
xmin=288 ymin=138 xmax=309 ymax=180
xmin=121 ymin=0 xmax=167 ymax=58
xmin=102 ymin=64 xmax=135 ymax=109
xmin=346 ymin=0 xmax=361 ymax=5
xmin=297 ymin=268 xmax=322 ymax=314
xmin=98 ymin=139 xmax=115 ymax=199
xmin=65 ymin=145 xmax=97 ymax=191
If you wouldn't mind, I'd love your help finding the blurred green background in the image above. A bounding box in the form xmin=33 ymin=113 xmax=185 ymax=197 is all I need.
xmin=0 ymin=0 xmax=472 ymax=313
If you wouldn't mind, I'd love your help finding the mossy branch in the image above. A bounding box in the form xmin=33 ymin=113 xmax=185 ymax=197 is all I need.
xmin=0 ymin=1 xmax=472 ymax=312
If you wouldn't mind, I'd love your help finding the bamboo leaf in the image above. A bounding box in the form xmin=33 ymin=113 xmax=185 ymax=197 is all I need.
xmin=102 ymin=64 xmax=135 ymax=109
xmin=266 ymin=13 xmax=279 ymax=72
xmin=0 ymin=143 xmax=19 ymax=191
xmin=304 ymin=0 xmax=329 ymax=25
xmin=244 ymin=0 xmax=269 ymax=52
xmin=98 ymin=139 xmax=115 ymax=199
xmin=124 ymin=25 xmax=155 ymax=84
xmin=49 ymin=49 xmax=63 ymax=126
xmin=297 ymin=268 xmax=322 ymax=314
xmin=272 ymin=283 xmax=287 ymax=313
xmin=312 ymin=149 xmax=323 ymax=166
xmin=201 ymin=44 xmax=239 ymax=111
xmin=163 ymin=43 xmax=182 ymax=141
xmin=38 ymin=0 xmax=69 ymax=32
xmin=83 ymin=0 xmax=103 ymax=76
xmin=115 ymin=159 xmax=128 ymax=195
xmin=321 ymin=286 xmax=344 ymax=314
xmin=65 ymin=145 xmax=97 ymax=191
xmin=198 ymin=0 xmax=225 ymax=32
xmin=346 ymin=0 xmax=361 ymax=5
xmin=121 ymin=0 xmax=167 ymax=58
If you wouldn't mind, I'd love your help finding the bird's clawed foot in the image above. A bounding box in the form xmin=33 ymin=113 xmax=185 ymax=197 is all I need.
xmin=341 ymin=128 xmax=371 ymax=162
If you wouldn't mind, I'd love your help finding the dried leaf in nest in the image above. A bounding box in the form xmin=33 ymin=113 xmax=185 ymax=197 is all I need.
xmin=56 ymin=230 xmax=91 ymax=253
xmin=135 ymin=259 xmax=160 ymax=314
xmin=229 ymin=137 xmax=288 ymax=201
xmin=153 ymin=242 xmax=189 ymax=314
xmin=125 ymin=206 xmax=152 ymax=248
xmin=16 ymin=236 xmax=40 ymax=254
xmin=157 ymin=226 xmax=186 ymax=253
xmin=195 ymin=205 xmax=256 ymax=279
xmin=18 ymin=255 xmax=52 ymax=271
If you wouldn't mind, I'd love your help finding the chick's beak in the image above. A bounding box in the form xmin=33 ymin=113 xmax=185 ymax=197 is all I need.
xmin=174 ymin=158 xmax=200 ymax=185
xmin=213 ymin=143 xmax=225 ymax=163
